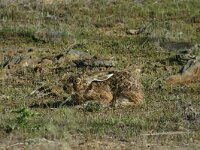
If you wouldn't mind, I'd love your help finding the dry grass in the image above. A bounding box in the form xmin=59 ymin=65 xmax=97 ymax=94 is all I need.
xmin=167 ymin=61 xmax=200 ymax=84
xmin=0 ymin=0 xmax=200 ymax=149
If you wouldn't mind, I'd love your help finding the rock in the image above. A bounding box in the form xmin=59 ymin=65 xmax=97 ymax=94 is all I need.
xmin=127 ymin=29 xmax=141 ymax=35
xmin=0 ymin=55 xmax=10 ymax=68
xmin=57 ymin=50 xmax=92 ymax=64
xmin=160 ymin=42 xmax=193 ymax=52
xmin=179 ymin=59 xmax=196 ymax=73
xmin=73 ymin=59 xmax=117 ymax=67
xmin=161 ymin=42 xmax=198 ymax=65
xmin=11 ymin=56 xmax=23 ymax=64
xmin=66 ymin=49 xmax=92 ymax=60
xmin=127 ymin=27 xmax=145 ymax=35
xmin=167 ymin=59 xmax=200 ymax=84
xmin=33 ymin=28 xmax=64 ymax=43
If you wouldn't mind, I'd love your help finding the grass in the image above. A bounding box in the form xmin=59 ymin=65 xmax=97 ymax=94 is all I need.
xmin=0 ymin=0 xmax=200 ymax=149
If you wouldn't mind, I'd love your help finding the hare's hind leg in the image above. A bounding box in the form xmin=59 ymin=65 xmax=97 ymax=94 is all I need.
xmin=84 ymin=82 xmax=113 ymax=105
xmin=117 ymin=90 xmax=144 ymax=107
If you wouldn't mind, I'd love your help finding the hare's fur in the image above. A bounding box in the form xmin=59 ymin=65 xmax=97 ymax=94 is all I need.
xmin=64 ymin=68 xmax=143 ymax=107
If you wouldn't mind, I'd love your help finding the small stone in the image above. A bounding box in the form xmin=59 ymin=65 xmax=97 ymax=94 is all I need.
xmin=127 ymin=29 xmax=141 ymax=35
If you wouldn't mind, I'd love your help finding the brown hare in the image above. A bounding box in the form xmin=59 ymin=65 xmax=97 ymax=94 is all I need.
xmin=63 ymin=68 xmax=144 ymax=107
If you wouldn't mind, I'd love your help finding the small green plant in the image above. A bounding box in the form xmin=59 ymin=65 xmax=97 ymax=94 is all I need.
xmin=12 ymin=107 xmax=40 ymax=129
xmin=8 ymin=107 xmax=41 ymax=143
xmin=83 ymin=101 xmax=102 ymax=112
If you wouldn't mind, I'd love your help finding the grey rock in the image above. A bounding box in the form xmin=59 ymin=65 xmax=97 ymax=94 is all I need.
xmin=12 ymin=56 xmax=23 ymax=64
xmin=33 ymin=28 xmax=64 ymax=43
xmin=73 ymin=59 xmax=117 ymax=67
xmin=160 ymin=42 xmax=193 ymax=52
xmin=0 ymin=56 xmax=10 ymax=68
xmin=180 ymin=59 xmax=197 ymax=74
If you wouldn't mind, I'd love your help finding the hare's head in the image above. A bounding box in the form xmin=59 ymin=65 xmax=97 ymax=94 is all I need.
xmin=70 ymin=75 xmax=86 ymax=92
xmin=73 ymin=76 xmax=82 ymax=85
xmin=71 ymin=72 xmax=114 ymax=90
xmin=63 ymin=75 xmax=85 ymax=94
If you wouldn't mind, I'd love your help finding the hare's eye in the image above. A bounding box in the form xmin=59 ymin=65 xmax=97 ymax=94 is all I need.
xmin=74 ymin=78 xmax=82 ymax=84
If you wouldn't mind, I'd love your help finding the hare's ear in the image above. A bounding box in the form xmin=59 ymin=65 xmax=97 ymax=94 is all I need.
xmin=95 ymin=73 xmax=113 ymax=81
xmin=86 ymin=73 xmax=114 ymax=85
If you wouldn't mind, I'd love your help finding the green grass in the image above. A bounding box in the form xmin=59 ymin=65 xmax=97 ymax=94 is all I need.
xmin=0 ymin=0 xmax=200 ymax=149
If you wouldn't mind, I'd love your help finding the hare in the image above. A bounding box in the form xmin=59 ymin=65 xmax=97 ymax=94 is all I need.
xmin=63 ymin=68 xmax=144 ymax=107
